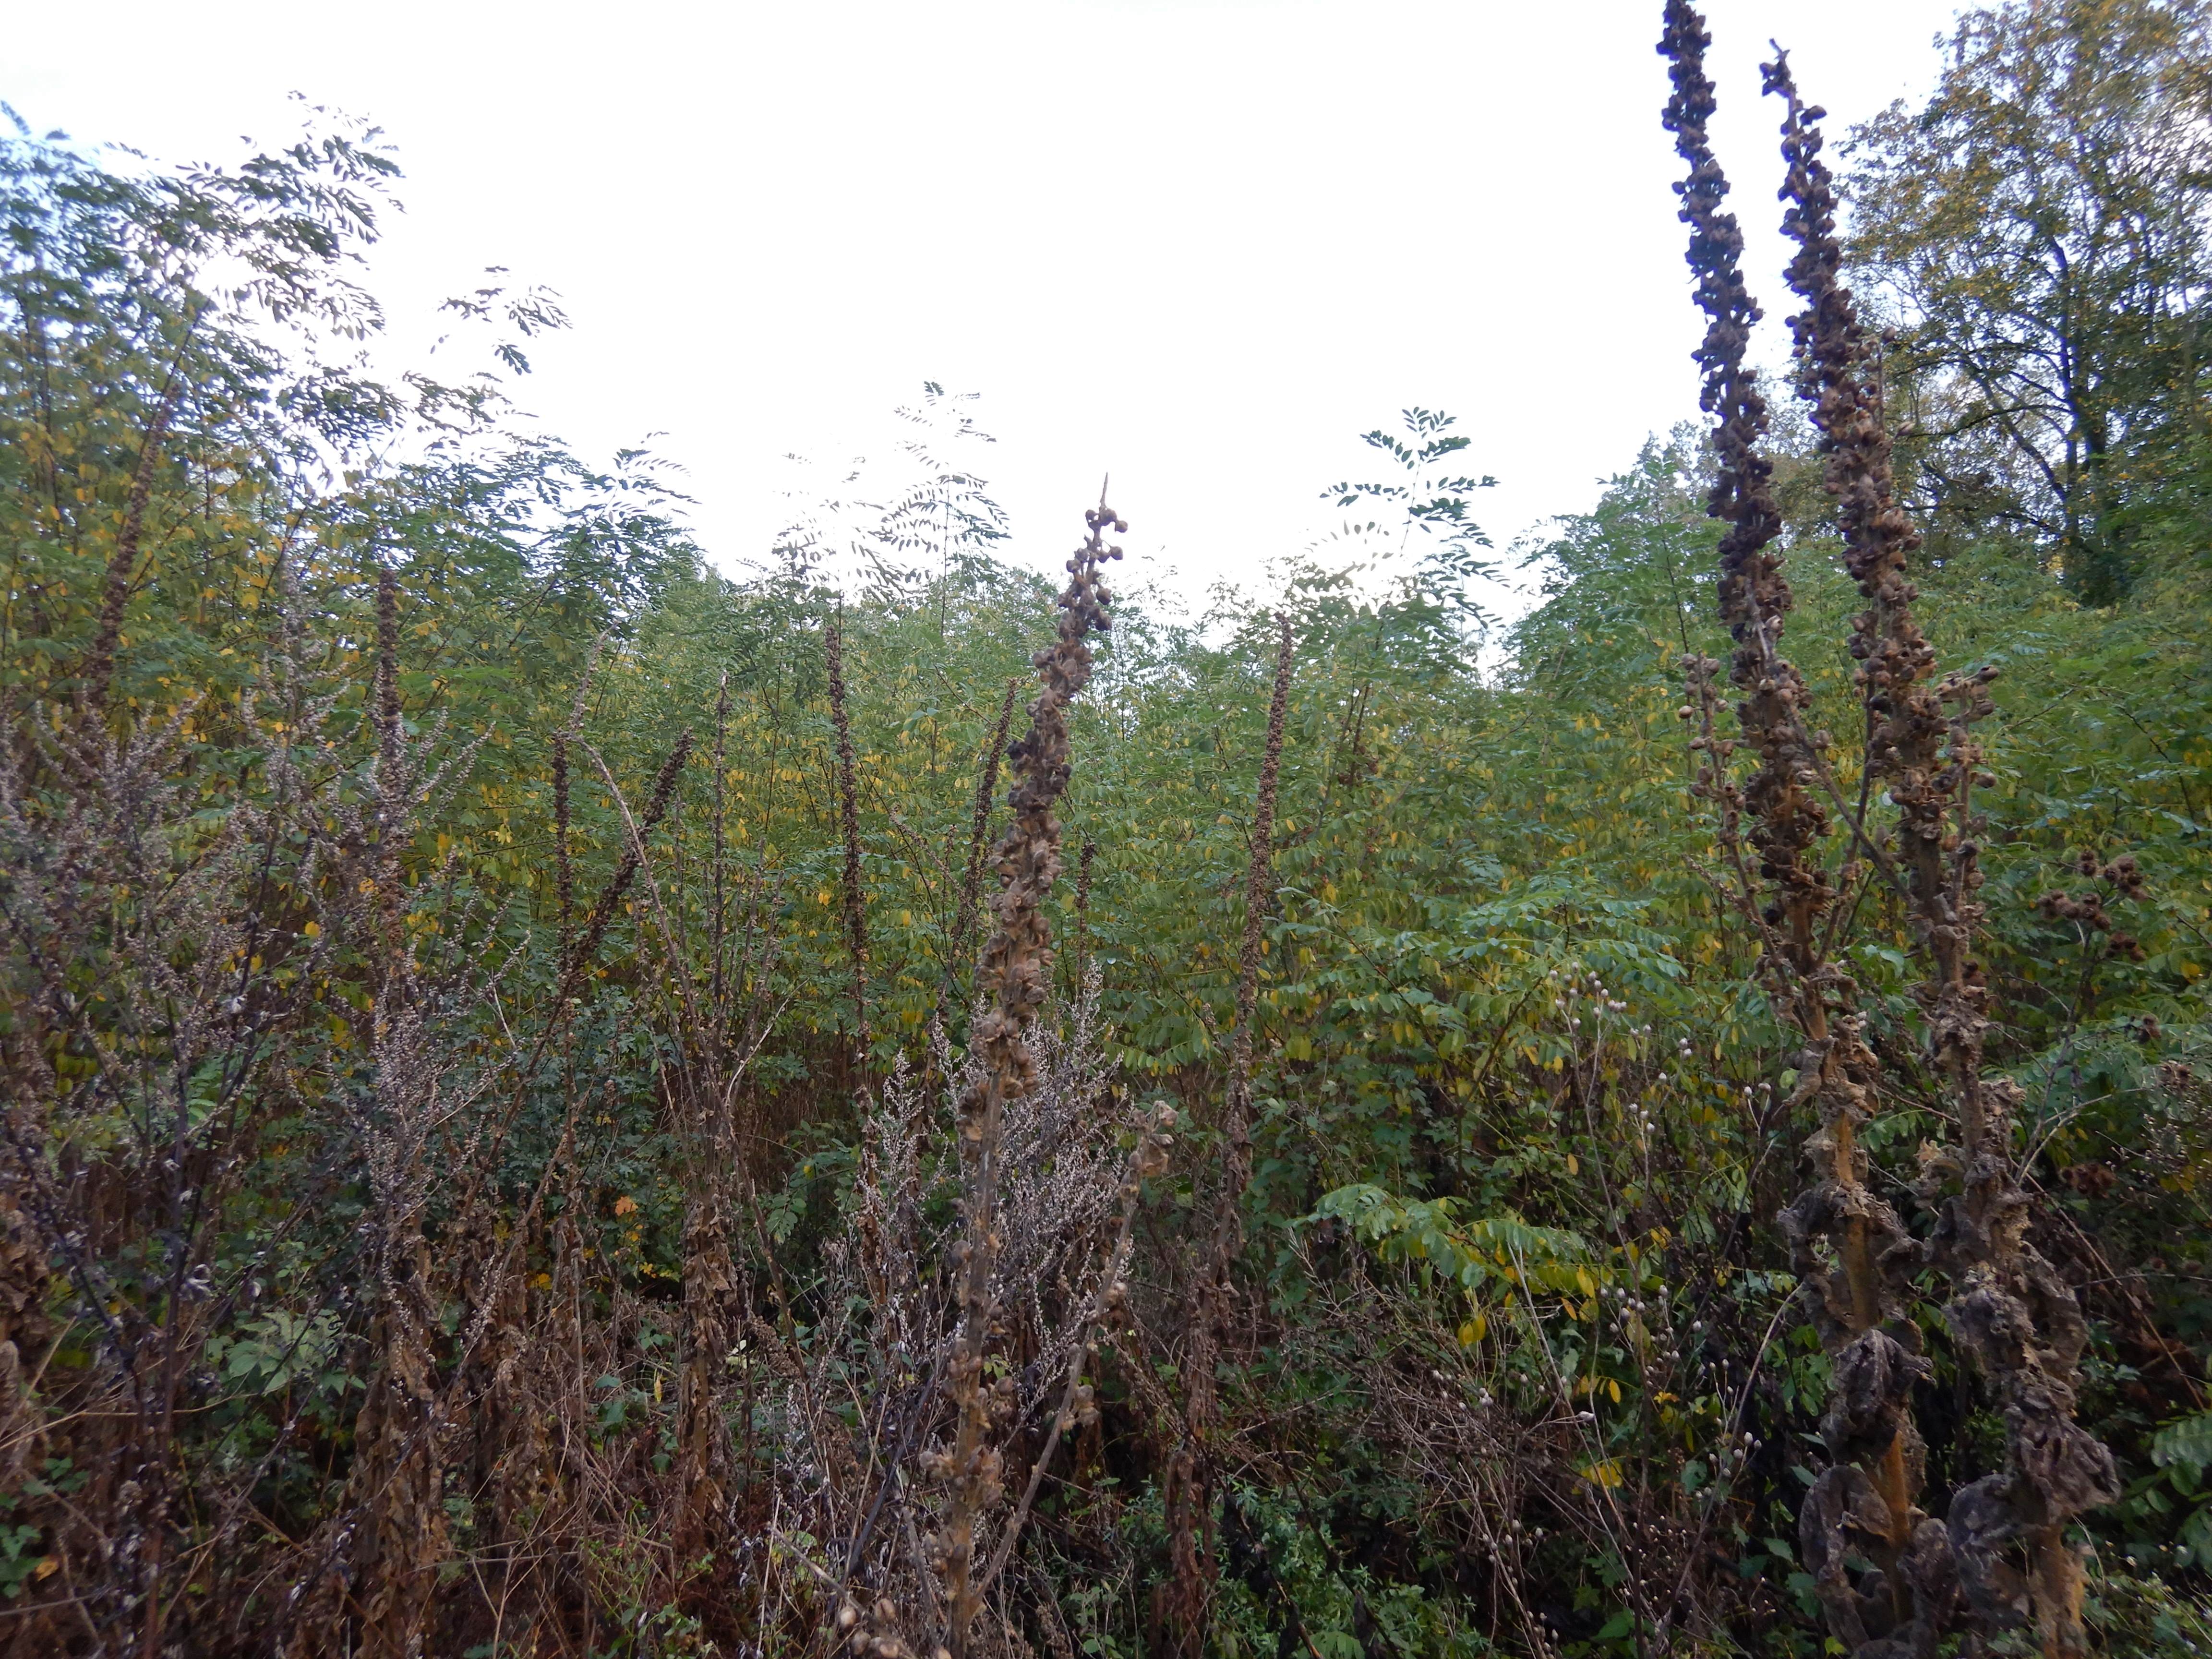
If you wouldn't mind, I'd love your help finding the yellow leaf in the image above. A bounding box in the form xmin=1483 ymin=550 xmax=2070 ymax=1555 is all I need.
xmin=613 ymin=1195 xmax=638 ymax=1216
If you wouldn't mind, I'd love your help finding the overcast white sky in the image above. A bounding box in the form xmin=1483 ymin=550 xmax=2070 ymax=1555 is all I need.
xmin=7 ymin=0 xmax=1959 ymax=615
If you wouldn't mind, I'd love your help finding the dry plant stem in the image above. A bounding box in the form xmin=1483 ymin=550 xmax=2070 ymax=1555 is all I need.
xmin=552 ymin=733 xmax=574 ymax=949
xmin=552 ymin=639 xmax=601 ymax=961
xmin=952 ymin=676 xmax=1021 ymax=974
xmin=1662 ymin=10 xmax=1935 ymax=1649
xmin=1919 ymin=687 xmax=2117 ymax=1657
xmin=828 ymin=609 xmax=872 ymax=1090
xmin=1166 ymin=612 xmax=1294 ymax=1649
xmin=936 ymin=496 xmax=1120 ymax=1659
xmin=579 ymin=741 xmax=709 ymax=1039
xmin=1765 ymin=44 xmax=1948 ymax=987
xmin=676 ymin=1111 xmax=737 ymax=1560
xmin=83 ymin=371 xmax=182 ymax=721
xmin=710 ymin=672 xmax=731 ymax=1005
xmin=344 ymin=698 xmax=672 ymax=1292
xmin=373 ymin=568 xmax=406 ymax=962
xmin=1767 ymin=46 xmax=2116 ymax=1658
xmin=354 ymin=567 xmax=448 ymax=1659
xmin=563 ymin=733 xmax=693 ymax=990
xmin=349 ymin=729 xmax=702 ymax=1449
xmin=1187 ymin=613 xmax=1296 ymax=1437
xmin=1659 ymin=3 xmax=1830 ymax=969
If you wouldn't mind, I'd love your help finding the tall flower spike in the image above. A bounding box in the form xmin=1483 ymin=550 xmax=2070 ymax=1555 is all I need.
xmin=826 ymin=608 xmax=871 ymax=1094
xmin=1163 ymin=611 xmax=1296 ymax=1658
xmin=1666 ymin=13 xmax=1951 ymax=1655
xmin=937 ymin=493 xmax=1119 ymax=1659
xmin=1765 ymin=47 xmax=2117 ymax=1659
xmin=1659 ymin=0 xmax=1832 ymax=967
xmin=1760 ymin=44 xmax=1954 ymax=1657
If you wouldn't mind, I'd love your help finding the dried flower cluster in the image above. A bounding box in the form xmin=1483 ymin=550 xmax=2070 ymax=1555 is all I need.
xmin=934 ymin=497 xmax=1120 ymax=1658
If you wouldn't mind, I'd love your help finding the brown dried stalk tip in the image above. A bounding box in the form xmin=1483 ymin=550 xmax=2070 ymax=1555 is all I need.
xmin=936 ymin=494 xmax=1120 ymax=1659
xmin=1764 ymin=46 xmax=1948 ymax=890
xmin=563 ymin=731 xmax=694 ymax=985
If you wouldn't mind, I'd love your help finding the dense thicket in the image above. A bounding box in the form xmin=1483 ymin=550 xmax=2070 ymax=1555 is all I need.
xmin=2 ymin=5 xmax=2211 ymax=1657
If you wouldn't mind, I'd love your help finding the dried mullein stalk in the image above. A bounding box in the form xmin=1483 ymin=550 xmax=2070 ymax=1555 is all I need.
xmin=1188 ymin=612 xmax=1295 ymax=1436
xmin=373 ymin=567 xmax=408 ymax=962
xmin=552 ymin=638 xmax=602 ymax=961
xmin=1763 ymin=44 xmax=2116 ymax=1658
xmin=1212 ymin=614 xmax=1295 ymax=1299
xmin=1911 ymin=685 xmax=2120 ymax=1655
xmin=952 ymin=675 xmax=1021 ymax=976
xmin=1163 ymin=612 xmax=1295 ymax=1653
xmin=1660 ymin=2 xmax=1831 ymax=960
xmin=828 ymin=608 xmax=873 ymax=1091
xmin=82 ymin=374 xmax=181 ymax=722
xmin=351 ymin=574 xmax=448 ymax=1659
xmin=933 ymin=495 xmax=1120 ymax=1659
xmin=1662 ymin=12 xmax=1941 ymax=1652
xmin=563 ymin=731 xmax=693 ymax=987
xmin=1755 ymin=47 xmax=1955 ymax=1654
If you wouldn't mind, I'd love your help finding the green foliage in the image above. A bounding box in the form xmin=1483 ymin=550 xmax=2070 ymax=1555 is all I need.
xmin=1312 ymin=1185 xmax=1599 ymax=1304
xmin=2127 ymin=1409 xmax=2212 ymax=1570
